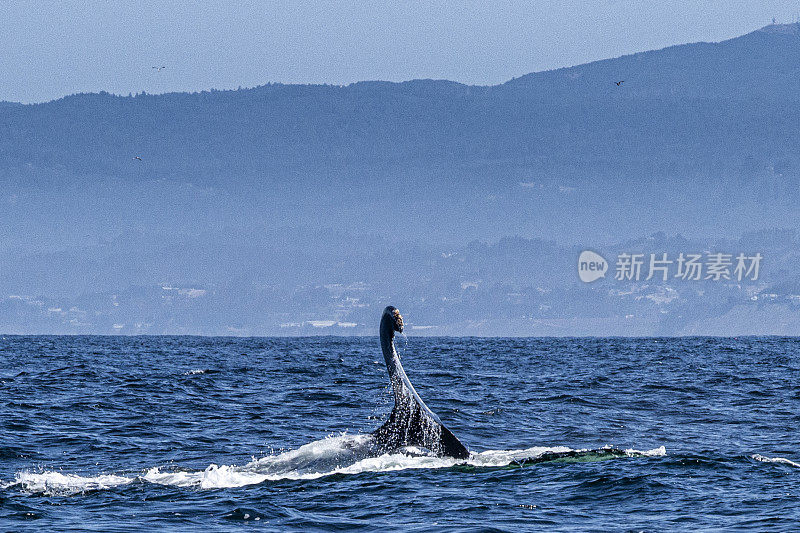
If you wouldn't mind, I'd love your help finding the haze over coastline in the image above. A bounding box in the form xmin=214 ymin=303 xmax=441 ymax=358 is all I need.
xmin=1 ymin=23 xmax=799 ymax=335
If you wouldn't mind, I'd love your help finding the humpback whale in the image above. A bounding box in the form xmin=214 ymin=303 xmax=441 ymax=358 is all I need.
xmin=372 ymin=306 xmax=470 ymax=459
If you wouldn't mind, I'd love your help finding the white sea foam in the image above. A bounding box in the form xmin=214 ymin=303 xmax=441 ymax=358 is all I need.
xmin=752 ymin=454 xmax=800 ymax=468
xmin=626 ymin=445 xmax=666 ymax=457
xmin=5 ymin=435 xmax=667 ymax=495
xmin=9 ymin=471 xmax=134 ymax=496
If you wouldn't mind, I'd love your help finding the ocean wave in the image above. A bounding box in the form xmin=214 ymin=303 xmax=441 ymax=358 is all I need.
xmin=4 ymin=435 xmax=667 ymax=496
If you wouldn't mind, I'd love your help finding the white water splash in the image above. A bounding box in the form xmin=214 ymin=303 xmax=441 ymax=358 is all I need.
xmin=7 ymin=471 xmax=134 ymax=496
xmin=626 ymin=445 xmax=666 ymax=457
xmin=5 ymin=435 xmax=667 ymax=495
xmin=752 ymin=454 xmax=800 ymax=468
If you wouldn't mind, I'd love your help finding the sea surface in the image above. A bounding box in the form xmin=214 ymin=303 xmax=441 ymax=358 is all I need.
xmin=1 ymin=336 xmax=799 ymax=531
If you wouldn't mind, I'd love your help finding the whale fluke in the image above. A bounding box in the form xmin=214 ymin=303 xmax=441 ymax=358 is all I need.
xmin=373 ymin=306 xmax=469 ymax=459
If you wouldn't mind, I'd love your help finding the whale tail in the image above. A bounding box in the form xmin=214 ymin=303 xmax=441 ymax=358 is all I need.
xmin=373 ymin=306 xmax=469 ymax=459
xmin=373 ymin=402 xmax=469 ymax=459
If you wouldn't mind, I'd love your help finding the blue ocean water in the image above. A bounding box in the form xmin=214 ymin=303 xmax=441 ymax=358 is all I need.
xmin=1 ymin=335 xmax=799 ymax=531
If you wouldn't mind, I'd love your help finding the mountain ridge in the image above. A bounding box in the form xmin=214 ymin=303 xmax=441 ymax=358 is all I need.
xmin=2 ymin=22 xmax=797 ymax=178
xmin=4 ymin=22 xmax=798 ymax=106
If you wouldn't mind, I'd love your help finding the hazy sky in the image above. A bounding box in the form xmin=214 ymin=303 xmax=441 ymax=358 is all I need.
xmin=2 ymin=0 xmax=798 ymax=103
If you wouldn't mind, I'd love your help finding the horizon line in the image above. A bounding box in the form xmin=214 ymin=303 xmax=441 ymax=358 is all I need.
xmin=0 ymin=333 xmax=796 ymax=339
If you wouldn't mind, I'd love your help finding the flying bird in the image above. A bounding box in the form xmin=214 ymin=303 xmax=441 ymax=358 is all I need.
xmin=152 ymin=66 xmax=166 ymax=72
xmin=133 ymin=156 xmax=143 ymax=161
xmin=615 ymin=80 xmax=624 ymax=86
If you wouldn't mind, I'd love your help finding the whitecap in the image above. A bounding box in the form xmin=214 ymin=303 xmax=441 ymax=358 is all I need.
xmin=752 ymin=454 xmax=800 ymax=468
